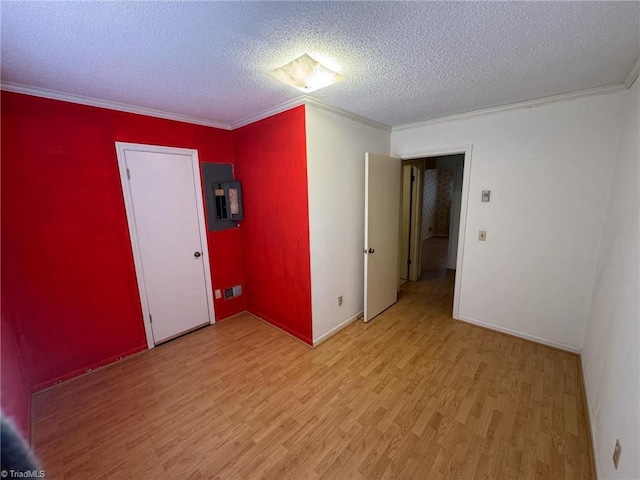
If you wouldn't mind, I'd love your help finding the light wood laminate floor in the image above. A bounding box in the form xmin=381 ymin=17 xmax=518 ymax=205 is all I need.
xmin=33 ymin=274 xmax=594 ymax=479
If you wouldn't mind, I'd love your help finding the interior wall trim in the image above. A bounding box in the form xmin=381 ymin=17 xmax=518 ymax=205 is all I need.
xmin=313 ymin=310 xmax=363 ymax=347
xmin=624 ymin=56 xmax=640 ymax=89
xmin=229 ymin=97 xmax=306 ymax=129
xmin=0 ymin=82 xmax=232 ymax=130
xmin=301 ymin=97 xmax=391 ymax=132
xmin=392 ymin=83 xmax=626 ymax=132
xmin=230 ymin=96 xmax=391 ymax=132
xmin=457 ymin=314 xmax=582 ymax=354
xmin=2 ymin=80 xmax=629 ymax=134
xmin=579 ymin=357 xmax=600 ymax=479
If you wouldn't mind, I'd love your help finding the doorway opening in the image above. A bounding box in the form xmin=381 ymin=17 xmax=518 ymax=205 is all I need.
xmin=398 ymin=150 xmax=468 ymax=318
xmin=421 ymin=154 xmax=465 ymax=279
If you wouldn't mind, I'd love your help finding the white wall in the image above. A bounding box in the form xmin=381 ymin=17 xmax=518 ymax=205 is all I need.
xmin=391 ymin=91 xmax=625 ymax=351
xmin=582 ymin=80 xmax=639 ymax=479
xmin=305 ymin=105 xmax=390 ymax=344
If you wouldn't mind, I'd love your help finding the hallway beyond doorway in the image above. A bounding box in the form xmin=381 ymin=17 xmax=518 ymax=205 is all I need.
xmin=420 ymin=236 xmax=450 ymax=280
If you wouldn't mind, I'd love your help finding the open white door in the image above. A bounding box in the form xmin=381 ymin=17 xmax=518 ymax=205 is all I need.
xmin=364 ymin=152 xmax=402 ymax=322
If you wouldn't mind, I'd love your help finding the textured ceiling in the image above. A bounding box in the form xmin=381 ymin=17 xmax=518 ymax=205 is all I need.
xmin=1 ymin=1 xmax=639 ymax=127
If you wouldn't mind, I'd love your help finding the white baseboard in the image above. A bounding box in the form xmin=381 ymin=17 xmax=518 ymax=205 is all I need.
xmin=313 ymin=311 xmax=363 ymax=347
xmin=456 ymin=315 xmax=581 ymax=353
xmin=580 ymin=357 xmax=600 ymax=479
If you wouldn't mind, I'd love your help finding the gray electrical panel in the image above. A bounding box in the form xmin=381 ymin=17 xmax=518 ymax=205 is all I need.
xmin=201 ymin=163 xmax=243 ymax=231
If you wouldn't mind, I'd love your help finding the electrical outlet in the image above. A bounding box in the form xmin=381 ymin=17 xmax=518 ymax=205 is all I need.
xmin=214 ymin=289 xmax=222 ymax=299
xmin=478 ymin=230 xmax=487 ymax=241
xmin=338 ymin=295 xmax=343 ymax=306
xmin=613 ymin=439 xmax=621 ymax=469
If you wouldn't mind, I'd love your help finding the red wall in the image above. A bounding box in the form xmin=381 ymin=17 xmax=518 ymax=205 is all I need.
xmin=1 ymin=301 xmax=31 ymax=437
xmin=1 ymin=93 xmax=313 ymax=433
xmin=1 ymin=92 xmax=245 ymax=394
xmin=208 ymin=227 xmax=246 ymax=319
xmin=232 ymin=107 xmax=313 ymax=344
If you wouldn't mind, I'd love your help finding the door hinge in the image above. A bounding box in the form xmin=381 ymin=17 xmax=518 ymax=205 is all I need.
xmin=407 ymin=259 xmax=412 ymax=265
xmin=411 ymin=174 xmax=415 ymax=182
xmin=126 ymin=168 xmax=131 ymax=180
xmin=149 ymin=313 xmax=153 ymax=323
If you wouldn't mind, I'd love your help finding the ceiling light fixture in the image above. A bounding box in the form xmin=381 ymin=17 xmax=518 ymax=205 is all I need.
xmin=269 ymin=54 xmax=345 ymax=93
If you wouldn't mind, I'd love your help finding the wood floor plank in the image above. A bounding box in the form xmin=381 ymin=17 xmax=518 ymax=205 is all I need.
xmin=32 ymin=272 xmax=594 ymax=479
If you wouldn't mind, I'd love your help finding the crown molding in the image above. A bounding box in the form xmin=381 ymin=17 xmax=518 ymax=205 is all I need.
xmin=3 ymin=80 xmax=628 ymax=134
xmin=230 ymin=95 xmax=391 ymax=132
xmin=392 ymin=83 xmax=626 ymax=133
xmin=1 ymin=81 xmax=389 ymax=133
xmin=229 ymin=97 xmax=307 ymax=129
xmin=0 ymin=82 xmax=232 ymax=130
xmin=624 ymin=56 xmax=639 ymax=89
xmin=302 ymin=97 xmax=391 ymax=132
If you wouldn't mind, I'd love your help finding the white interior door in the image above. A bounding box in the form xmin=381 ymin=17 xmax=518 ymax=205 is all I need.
xmin=119 ymin=146 xmax=213 ymax=345
xmin=364 ymin=152 xmax=402 ymax=322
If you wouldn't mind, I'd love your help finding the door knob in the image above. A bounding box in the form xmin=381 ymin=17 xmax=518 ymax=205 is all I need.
xmin=368 ymin=248 xmax=375 ymax=254
xmin=194 ymin=251 xmax=202 ymax=258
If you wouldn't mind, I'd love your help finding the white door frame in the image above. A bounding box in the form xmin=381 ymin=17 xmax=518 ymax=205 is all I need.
xmin=402 ymin=160 xmax=424 ymax=282
xmin=115 ymin=142 xmax=216 ymax=350
xmin=400 ymin=145 xmax=473 ymax=320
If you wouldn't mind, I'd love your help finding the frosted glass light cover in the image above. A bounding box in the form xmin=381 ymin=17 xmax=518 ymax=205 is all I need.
xmin=269 ymin=54 xmax=345 ymax=93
